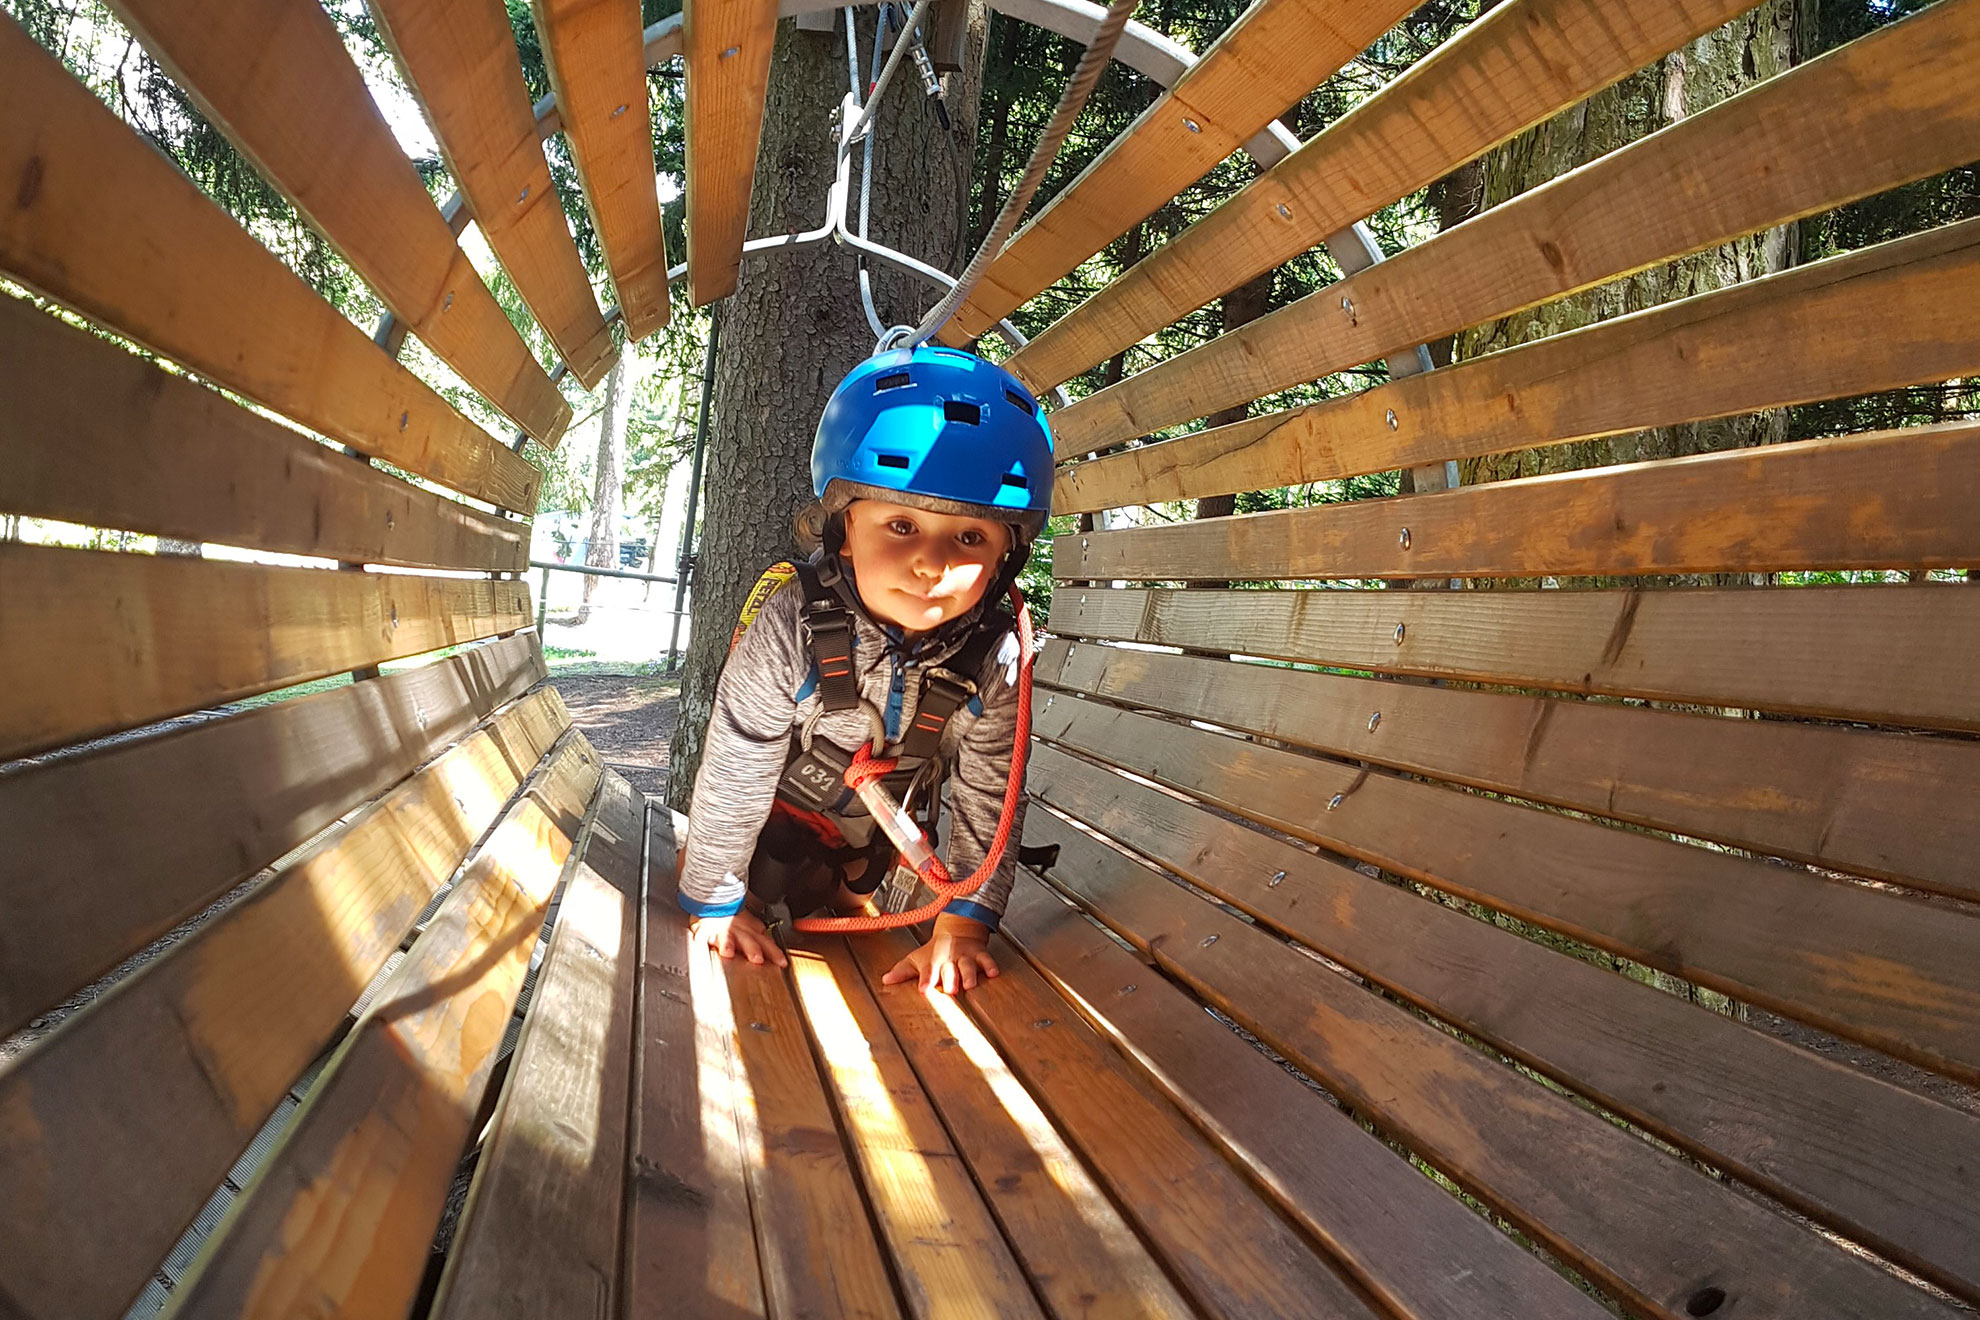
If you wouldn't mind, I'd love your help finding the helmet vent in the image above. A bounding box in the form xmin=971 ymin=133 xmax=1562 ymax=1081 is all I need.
xmin=1004 ymin=388 xmax=1033 ymax=413
xmin=1001 ymin=473 xmax=1029 ymax=490
xmin=874 ymin=371 xmax=913 ymax=392
xmin=876 ymin=452 xmax=911 ymax=469
xmin=943 ymin=400 xmax=982 ymax=426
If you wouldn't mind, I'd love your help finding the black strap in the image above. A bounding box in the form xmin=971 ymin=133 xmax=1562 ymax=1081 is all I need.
xmin=794 ymin=562 xmax=860 ymax=711
xmin=899 ymin=607 xmax=1012 ymax=761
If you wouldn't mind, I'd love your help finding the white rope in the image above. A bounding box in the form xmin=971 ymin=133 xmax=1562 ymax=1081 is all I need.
xmin=908 ymin=0 xmax=1139 ymax=347
xmin=843 ymin=0 xmax=936 ymax=148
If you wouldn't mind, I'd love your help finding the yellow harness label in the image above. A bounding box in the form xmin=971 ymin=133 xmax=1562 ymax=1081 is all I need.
xmin=730 ymin=561 xmax=798 ymax=653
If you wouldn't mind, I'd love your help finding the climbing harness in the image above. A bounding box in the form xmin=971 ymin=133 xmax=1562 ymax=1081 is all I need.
xmin=788 ymin=579 xmax=1035 ymax=936
xmin=725 ymin=555 xmax=1034 ymax=939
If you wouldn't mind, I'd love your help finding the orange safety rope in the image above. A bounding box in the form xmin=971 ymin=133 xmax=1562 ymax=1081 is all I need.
xmin=791 ymin=584 xmax=1034 ymax=934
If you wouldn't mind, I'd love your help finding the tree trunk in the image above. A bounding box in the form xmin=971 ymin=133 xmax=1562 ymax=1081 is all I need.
xmin=1456 ymin=3 xmax=1801 ymax=492
xmin=670 ymin=8 xmax=987 ymax=807
xmin=562 ymin=358 xmax=626 ymax=627
xmin=1190 ymin=269 xmax=1274 ymax=585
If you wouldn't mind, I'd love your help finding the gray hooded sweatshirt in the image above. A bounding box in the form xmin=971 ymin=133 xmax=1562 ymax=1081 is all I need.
xmin=676 ymin=560 xmax=1028 ymax=928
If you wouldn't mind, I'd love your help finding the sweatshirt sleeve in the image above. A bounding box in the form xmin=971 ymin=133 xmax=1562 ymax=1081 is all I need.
xmin=937 ymin=627 xmax=1028 ymax=931
xmin=676 ymin=583 xmax=806 ymax=918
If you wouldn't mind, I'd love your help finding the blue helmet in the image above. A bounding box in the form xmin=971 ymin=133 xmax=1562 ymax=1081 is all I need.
xmin=812 ymin=347 xmax=1054 ymax=537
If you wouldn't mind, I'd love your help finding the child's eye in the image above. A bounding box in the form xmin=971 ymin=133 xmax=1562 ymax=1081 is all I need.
xmin=887 ymin=518 xmax=917 ymax=536
xmin=958 ymin=529 xmax=987 ymax=547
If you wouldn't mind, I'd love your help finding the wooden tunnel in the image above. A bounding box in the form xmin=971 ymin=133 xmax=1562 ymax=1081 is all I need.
xmin=3 ymin=0 xmax=1978 ymax=1316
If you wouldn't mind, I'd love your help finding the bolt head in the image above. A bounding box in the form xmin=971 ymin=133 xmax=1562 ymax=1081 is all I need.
xmin=1031 ymin=1018 xmax=1054 ymax=1029
xmin=1399 ymin=527 xmax=1411 ymax=550
xmin=1277 ymin=203 xmax=1292 ymax=219
xmin=1368 ymin=711 xmax=1381 ymax=731
xmin=1269 ymin=870 xmax=1286 ymax=887
xmin=611 ymin=103 xmax=629 ymax=118
xmin=1328 ymin=793 xmax=1344 ymax=811
xmin=1386 ymin=408 xmax=1398 ymax=430
xmin=516 ymin=185 xmax=531 ymax=204
xmin=1394 ymin=622 xmax=1407 ymax=644
xmin=720 ymin=44 xmax=740 ymax=57
xmin=1184 ymin=118 xmax=1201 ymax=133
xmin=1200 ymin=934 xmax=1218 ymax=948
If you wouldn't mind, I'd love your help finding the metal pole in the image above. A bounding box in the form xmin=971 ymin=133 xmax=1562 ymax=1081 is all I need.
xmin=667 ymin=318 xmax=719 ymax=672
xmin=536 ymin=565 xmax=553 ymax=633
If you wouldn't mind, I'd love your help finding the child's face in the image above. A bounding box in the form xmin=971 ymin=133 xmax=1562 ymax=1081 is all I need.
xmin=841 ymin=500 xmax=1012 ymax=634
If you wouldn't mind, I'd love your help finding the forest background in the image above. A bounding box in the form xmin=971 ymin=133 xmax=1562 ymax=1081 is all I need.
xmin=3 ymin=0 xmax=1973 ymax=782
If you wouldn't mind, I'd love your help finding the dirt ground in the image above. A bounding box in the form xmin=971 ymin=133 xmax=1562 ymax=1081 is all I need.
xmin=552 ymin=671 xmax=683 ymax=802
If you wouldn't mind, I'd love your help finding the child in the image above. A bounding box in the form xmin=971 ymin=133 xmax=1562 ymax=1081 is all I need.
xmin=678 ymin=346 xmax=1054 ymax=996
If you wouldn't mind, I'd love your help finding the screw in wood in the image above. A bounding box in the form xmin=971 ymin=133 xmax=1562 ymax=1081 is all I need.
xmin=1200 ymin=934 xmax=1218 ymax=947
xmin=1386 ymin=408 xmax=1397 ymax=430
xmin=444 ymin=290 xmax=455 ymax=310
xmin=720 ymin=45 xmax=740 ymax=57
xmin=516 ymin=185 xmax=531 ymax=204
xmin=749 ymin=1021 xmax=769 ymax=1032
xmin=1118 ymin=983 xmax=1137 ymax=995
xmin=1327 ymin=793 xmax=1344 ymax=811
xmin=399 ymin=411 xmax=410 ymax=431
xmin=385 ymin=511 xmax=395 ymax=530
xmin=1277 ymin=203 xmax=1292 ymax=219
xmin=1399 ymin=527 xmax=1411 ymax=550
xmin=1268 ymin=870 xmax=1286 ymax=887
xmin=1031 ymin=1018 xmax=1055 ymax=1029
xmin=1394 ymin=622 xmax=1407 ymax=644
xmin=611 ymin=103 xmax=628 ymax=118
xmin=1340 ymin=295 xmax=1354 ymax=317
xmin=1367 ymin=711 xmax=1381 ymax=731
xmin=390 ymin=604 xmax=399 ymax=628
xmin=1184 ymin=119 xmax=1201 ymax=133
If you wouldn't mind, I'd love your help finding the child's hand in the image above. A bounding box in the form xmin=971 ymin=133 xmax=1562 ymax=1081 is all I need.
xmin=691 ymin=909 xmax=788 ymax=967
xmin=882 ymin=914 xmax=999 ymax=996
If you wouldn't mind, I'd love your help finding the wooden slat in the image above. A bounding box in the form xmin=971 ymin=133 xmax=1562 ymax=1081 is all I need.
xmin=1032 ymin=693 xmax=1980 ymax=1085
xmin=0 ymin=633 xmax=543 ymax=1039
xmin=681 ymin=0 xmax=779 ymax=306
xmin=963 ymin=948 xmax=1383 ymax=1320
xmin=844 ymin=930 xmax=1200 ymax=1320
xmin=0 ymin=543 xmax=532 ymax=760
xmin=162 ymin=733 xmax=602 ymax=1319
xmin=369 ymin=0 xmax=618 ymax=389
xmin=430 ymin=770 xmax=643 ymax=1318
xmin=0 ymin=689 xmax=567 ymax=1320
xmin=1064 ymin=424 xmax=1980 ymax=582
xmin=2 ymin=298 xmax=529 ymax=572
xmin=996 ymin=878 xmax=1608 ymax=1320
xmin=1025 ymin=748 xmax=1980 ymax=1304
xmin=622 ymin=807 xmax=771 ymax=1320
xmin=1045 ymin=0 xmax=1980 ymax=451
xmin=0 ymin=18 xmax=540 ymax=509
xmin=1046 ymin=585 xmax=1980 ymax=733
xmin=532 ymin=0 xmax=672 ymax=341
xmin=1020 ymin=810 xmax=1961 ymax=1320
xmin=1056 ymin=216 xmax=1980 ymax=513
xmin=938 ymin=0 xmax=1420 ymax=343
xmin=106 ymin=0 xmax=573 ymax=444
xmin=1041 ymin=638 xmax=1980 ymax=899
xmin=1006 ymin=0 xmax=1762 ymax=390
xmin=792 ymin=942 xmax=1047 ymax=1319
xmin=722 ymin=957 xmax=904 ymax=1319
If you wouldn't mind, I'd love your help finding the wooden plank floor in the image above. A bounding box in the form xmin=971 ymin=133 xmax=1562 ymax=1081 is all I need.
xmin=640 ymin=824 xmax=1557 ymax=1320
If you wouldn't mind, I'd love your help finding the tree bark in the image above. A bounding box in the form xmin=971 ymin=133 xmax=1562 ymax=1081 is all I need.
xmin=1456 ymin=2 xmax=1801 ymax=491
xmin=670 ymin=8 xmax=987 ymax=807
